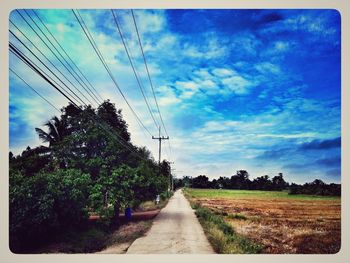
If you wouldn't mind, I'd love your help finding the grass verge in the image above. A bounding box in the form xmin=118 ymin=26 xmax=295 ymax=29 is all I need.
xmin=184 ymin=189 xmax=262 ymax=254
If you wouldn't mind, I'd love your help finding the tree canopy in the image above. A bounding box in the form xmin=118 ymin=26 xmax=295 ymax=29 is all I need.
xmin=9 ymin=101 xmax=170 ymax=252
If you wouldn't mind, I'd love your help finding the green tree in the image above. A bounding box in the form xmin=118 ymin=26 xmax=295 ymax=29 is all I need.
xmin=251 ymin=175 xmax=271 ymax=190
xmin=271 ymin=173 xmax=288 ymax=191
xmin=10 ymin=100 xmax=170 ymax=250
xmin=35 ymin=116 xmax=68 ymax=147
xmin=10 ymin=146 xmax=52 ymax=177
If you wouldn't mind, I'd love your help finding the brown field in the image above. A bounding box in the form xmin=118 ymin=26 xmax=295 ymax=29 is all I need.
xmin=188 ymin=189 xmax=341 ymax=254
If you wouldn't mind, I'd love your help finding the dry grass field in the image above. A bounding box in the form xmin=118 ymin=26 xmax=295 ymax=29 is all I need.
xmin=185 ymin=189 xmax=341 ymax=254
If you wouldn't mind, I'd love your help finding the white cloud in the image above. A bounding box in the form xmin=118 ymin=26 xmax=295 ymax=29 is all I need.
xmin=212 ymin=68 xmax=236 ymax=77
xmin=255 ymin=62 xmax=280 ymax=75
xmin=134 ymin=10 xmax=166 ymax=33
xmin=156 ymin=85 xmax=181 ymax=106
xmin=221 ymin=75 xmax=253 ymax=95
xmin=174 ymin=80 xmax=201 ymax=99
xmin=175 ymin=81 xmax=199 ymax=91
xmin=200 ymin=79 xmax=216 ymax=88
xmin=193 ymin=68 xmax=212 ymax=79
xmin=256 ymin=133 xmax=317 ymax=139
xmin=183 ymin=36 xmax=227 ymax=60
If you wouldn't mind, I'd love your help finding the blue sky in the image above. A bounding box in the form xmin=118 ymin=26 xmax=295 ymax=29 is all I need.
xmin=9 ymin=9 xmax=341 ymax=183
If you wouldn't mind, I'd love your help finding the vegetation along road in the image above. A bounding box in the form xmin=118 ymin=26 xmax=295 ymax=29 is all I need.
xmin=126 ymin=189 xmax=214 ymax=254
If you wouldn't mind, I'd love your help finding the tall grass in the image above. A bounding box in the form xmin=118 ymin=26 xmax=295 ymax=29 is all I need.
xmin=191 ymin=202 xmax=262 ymax=254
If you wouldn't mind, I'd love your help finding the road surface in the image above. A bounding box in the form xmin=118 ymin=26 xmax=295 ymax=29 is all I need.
xmin=126 ymin=189 xmax=214 ymax=254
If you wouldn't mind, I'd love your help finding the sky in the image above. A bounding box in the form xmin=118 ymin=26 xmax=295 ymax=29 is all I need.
xmin=9 ymin=9 xmax=341 ymax=184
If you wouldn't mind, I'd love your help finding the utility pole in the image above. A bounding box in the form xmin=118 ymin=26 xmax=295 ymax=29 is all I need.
xmin=152 ymin=126 xmax=169 ymax=165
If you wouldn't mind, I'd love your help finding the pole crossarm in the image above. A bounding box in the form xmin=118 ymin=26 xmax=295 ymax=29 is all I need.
xmin=152 ymin=134 xmax=169 ymax=165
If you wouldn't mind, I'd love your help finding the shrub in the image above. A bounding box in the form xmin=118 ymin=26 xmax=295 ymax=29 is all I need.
xmin=9 ymin=169 xmax=91 ymax=252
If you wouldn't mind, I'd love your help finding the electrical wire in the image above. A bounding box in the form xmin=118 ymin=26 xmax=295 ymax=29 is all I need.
xmin=31 ymin=9 xmax=104 ymax=104
xmin=72 ymin=9 xmax=153 ymax=137
xmin=111 ymin=9 xmax=159 ymax=131
xmin=10 ymin=67 xmax=61 ymax=113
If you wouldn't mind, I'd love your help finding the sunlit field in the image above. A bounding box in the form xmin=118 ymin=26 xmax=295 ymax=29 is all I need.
xmin=185 ymin=188 xmax=341 ymax=254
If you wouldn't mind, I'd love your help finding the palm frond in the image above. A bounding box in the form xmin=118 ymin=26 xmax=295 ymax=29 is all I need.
xmin=35 ymin=127 xmax=52 ymax=143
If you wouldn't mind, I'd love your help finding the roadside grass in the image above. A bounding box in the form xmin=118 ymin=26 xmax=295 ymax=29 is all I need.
xmin=191 ymin=202 xmax=262 ymax=254
xmin=227 ymin=213 xmax=247 ymax=220
xmin=186 ymin=188 xmax=340 ymax=201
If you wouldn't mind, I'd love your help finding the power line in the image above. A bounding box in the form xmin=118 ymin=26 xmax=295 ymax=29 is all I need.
xmin=15 ymin=10 xmax=97 ymax=107
xmin=9 ymin=43 xmax=80 ymax=108
xmin=10 ymin=44 xmax=149 ymax=162
xmin=72 ymin=9 xmax=153 ymax=137
xmin=111 ymin=9 xmax=159 ymax=131
xmin=22 ymin=9 xmax=100 ymax=107
xmin=131 ymin=10 xmax=169 ymax=138
xmin=9 ymin=23 xmax=88 ymax=107
xmin=11 ymin=10 xmax=166 ymax=163
xmin=131 ymin=10 xmax=173 ymax=162
xmin=89 ymin=113 xmax=150 ymax=162
xmin=10 ymin=11 xmax=156 ymax=163
xmin=9 ymin=30 xmax=87 ymax=107
xmin=31 ymin=9 xmax=104 ymax=104
xmin=31 ymin=10 xmax=156 ymax=161
xmin=9 ymin=67 xmax=61 ymax=113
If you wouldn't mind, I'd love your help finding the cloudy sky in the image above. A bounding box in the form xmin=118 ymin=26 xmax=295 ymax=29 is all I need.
xmin=9 ymin=9 xmax=341 ymax=184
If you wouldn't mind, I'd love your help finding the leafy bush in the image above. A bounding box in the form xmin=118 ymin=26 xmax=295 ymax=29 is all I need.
xmin=9 ymin=169 xmax=91 ymax=252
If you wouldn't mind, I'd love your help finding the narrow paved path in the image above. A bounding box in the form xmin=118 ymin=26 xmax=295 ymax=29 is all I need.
xmin=126 ymin=189 xmax=214 ymax=254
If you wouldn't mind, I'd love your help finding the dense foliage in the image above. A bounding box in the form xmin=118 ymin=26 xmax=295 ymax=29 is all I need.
xmin=174 ymin=171 xmax=288 ymax=191
xmin=9 ymin=101 xmax=170 ymax=252
xmin=289 ymin=179 xmax=341 ymax=196
xmin=175 ymin=172 xmax=340 ymax=196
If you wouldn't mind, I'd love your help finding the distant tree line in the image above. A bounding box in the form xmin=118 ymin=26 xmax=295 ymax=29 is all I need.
xmin=289 ymin=179 xmax=340 ymax=196
xmin=174 ymin=170 xmax=340 ymax=196
xmin=9 ymin=101 xmax=170 ymax=252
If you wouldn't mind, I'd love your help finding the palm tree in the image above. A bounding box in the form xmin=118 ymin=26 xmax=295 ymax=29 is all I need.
xmin=35 ymin=116 xmax=68 ymax=147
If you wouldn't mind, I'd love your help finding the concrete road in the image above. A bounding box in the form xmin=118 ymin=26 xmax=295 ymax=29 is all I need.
xmin=126 ymin=189 xmax=214 ymax=254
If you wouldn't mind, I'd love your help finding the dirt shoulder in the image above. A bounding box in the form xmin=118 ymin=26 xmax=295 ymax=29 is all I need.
xmin=97 ymin=221 xmax=153 ymax=254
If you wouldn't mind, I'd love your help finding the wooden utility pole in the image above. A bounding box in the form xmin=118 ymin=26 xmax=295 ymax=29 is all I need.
xmin=152 ymin=126 xmax=169 ymax=165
